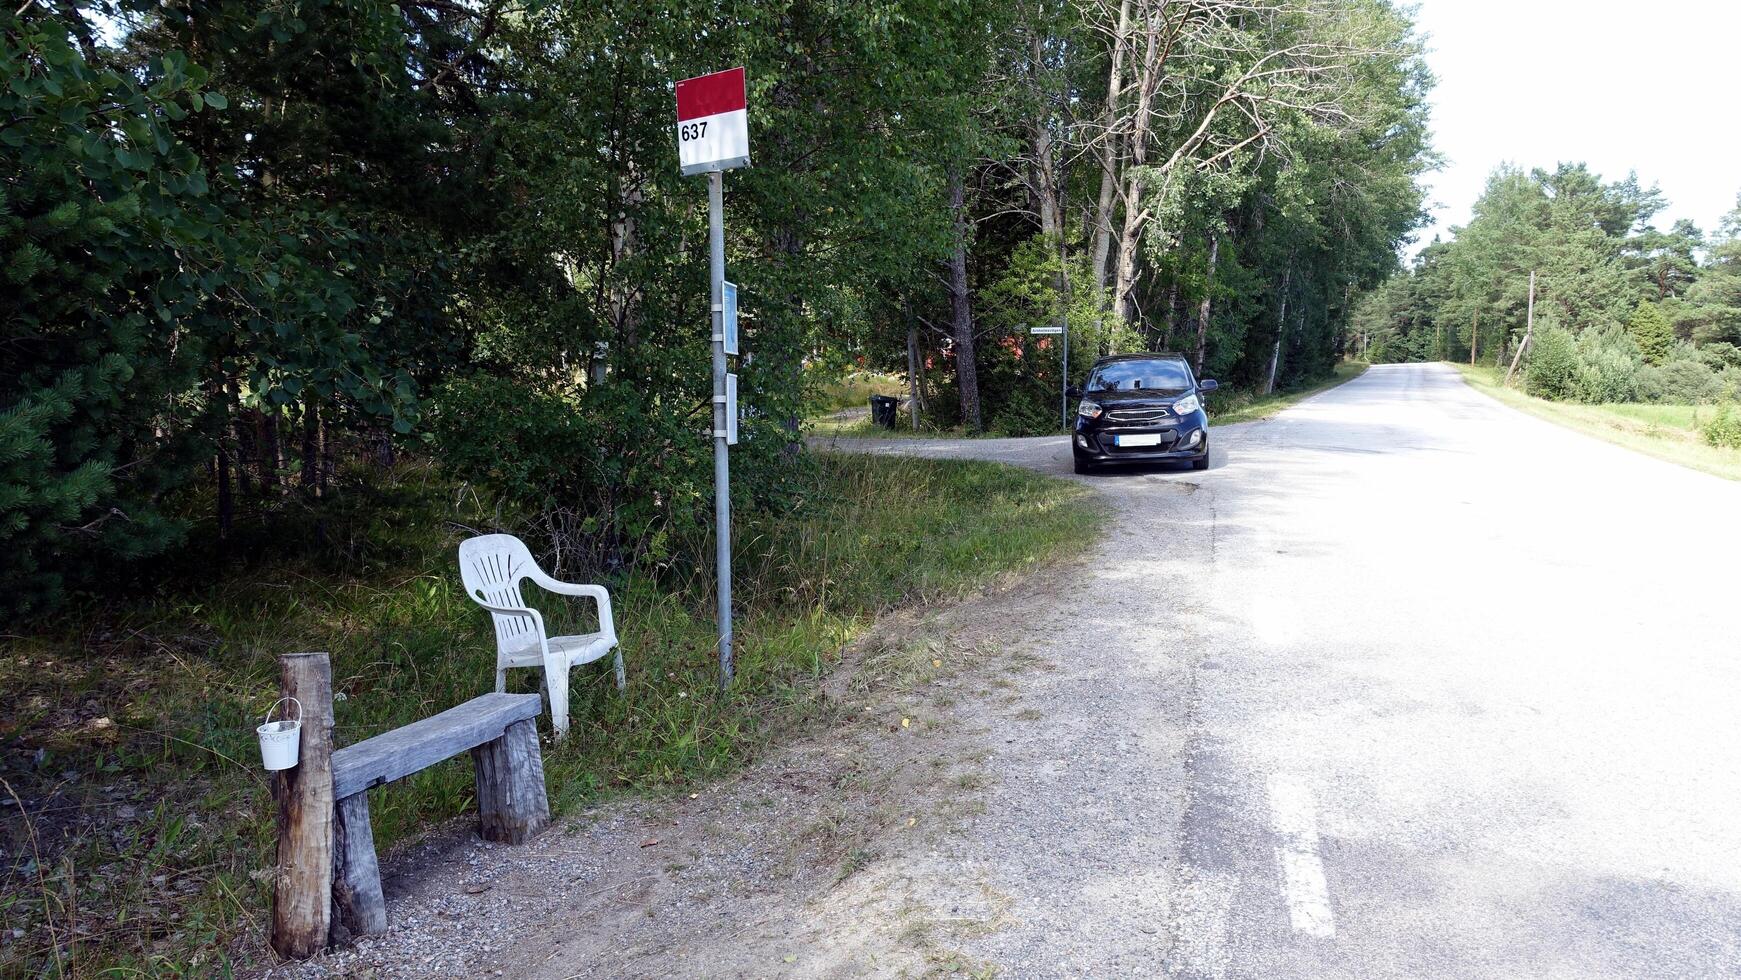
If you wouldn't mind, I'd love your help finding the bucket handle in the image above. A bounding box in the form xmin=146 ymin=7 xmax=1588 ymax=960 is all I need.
xmin=264 ymin=696 xmax=302 ymax=727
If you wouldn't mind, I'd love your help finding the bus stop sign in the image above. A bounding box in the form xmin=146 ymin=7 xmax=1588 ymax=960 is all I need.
xmin=675 ymin=67 xmax=750 ymax=176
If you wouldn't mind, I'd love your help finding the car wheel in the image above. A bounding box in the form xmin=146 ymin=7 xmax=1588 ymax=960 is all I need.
xmin=1191 ymin=455 xmax=1209 ymax=471
xmin=1073 ymin=457 xmax=1094 ymax=475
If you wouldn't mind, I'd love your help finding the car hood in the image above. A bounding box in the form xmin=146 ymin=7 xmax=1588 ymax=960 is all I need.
xmin=1086 ymin=388 xmax=1192 ymax=407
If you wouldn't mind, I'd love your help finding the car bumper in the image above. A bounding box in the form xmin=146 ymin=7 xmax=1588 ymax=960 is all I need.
xmin=1072 ymin=418 xmax=1208 ymax=464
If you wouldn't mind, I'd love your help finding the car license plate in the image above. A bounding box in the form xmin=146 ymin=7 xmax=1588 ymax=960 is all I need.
xmin=1115 ymin=433 xmax=1162 ymax=447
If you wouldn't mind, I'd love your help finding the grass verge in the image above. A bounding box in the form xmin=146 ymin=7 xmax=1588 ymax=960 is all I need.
xmin=1450 ymin=363 xmax=1741 ymax=481
xmin=809 ymin=362 xmax=1371 ymax=439
xmin=1206 ymin=361 xmax=1369 ymax=426
xmin=805 ymin=371 xmax=907 ymax=417
xmin=0 ymin=453 xmax=1098 ymax=976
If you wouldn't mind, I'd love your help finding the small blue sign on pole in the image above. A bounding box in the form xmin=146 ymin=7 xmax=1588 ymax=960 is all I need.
xmin=722 ymin=281 xmax=739 ymax=356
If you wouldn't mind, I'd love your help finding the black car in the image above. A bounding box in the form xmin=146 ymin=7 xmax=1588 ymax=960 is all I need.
xmin=1069 ymin=353 xmax=1218 ymax=474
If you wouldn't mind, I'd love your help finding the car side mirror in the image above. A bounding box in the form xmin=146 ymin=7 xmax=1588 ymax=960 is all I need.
xmin=1197 ymin=379 xmax=1219 ymax=393
xmin=1066 ymin=385 xmax=1082 ymax=399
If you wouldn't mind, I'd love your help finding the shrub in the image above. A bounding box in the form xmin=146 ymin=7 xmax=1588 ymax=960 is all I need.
xmin=1524 ymin=326 xmax=1579 ymax=400
xmin=429 ymin=373 xmax=812 ymax=577
xmin=1720 ymin=366 xmax=1741 ymax=402
xmin=1696 ymin=342 xmax=1741 ymax=370
xmin=1705 ymin=404 xmax=1741 ymax=450
xmin=429 ymin=374 xmax=708 ymax=574
xmin=1636 ymin=359 xmax=1722 ymax=404
xmin=1570 ymin=325 xmax=1643 ymax=403
xmin=1627 ymin=301 xmax=1675 ymax=364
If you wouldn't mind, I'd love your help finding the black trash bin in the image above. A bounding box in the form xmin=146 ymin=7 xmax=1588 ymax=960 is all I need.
xmin=868 ymin=395 xmax=899 ymax=429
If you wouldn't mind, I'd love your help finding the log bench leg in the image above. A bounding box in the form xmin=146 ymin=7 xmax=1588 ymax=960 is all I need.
xmin=331 ymin=793 xmax=387 ymax=942
xmin=471 ymin=717 xmax=550 ymax=844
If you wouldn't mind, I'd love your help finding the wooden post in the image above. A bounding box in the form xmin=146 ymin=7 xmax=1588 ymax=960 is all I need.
xmin=331 ymin=793 xmax=387 ymax=942
xmin=1505 ymin=270 xmax=1536 ymax=386
xmin=271 ymin=652 xmax=335 ymax=960
xmin=471 ymin=718 xmax=550 ymax=845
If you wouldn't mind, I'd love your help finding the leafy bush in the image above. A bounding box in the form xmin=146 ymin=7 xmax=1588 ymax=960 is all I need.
xmin=1704 ymin=404 xmax=1741 ymax=449
xmin=1571 ymin=325 xmax=1642 ymax=403
xmin=429 ymin=373 xmax=811 ymax=577
xmin=1720 ymin=367 xmax=1741 ymax=402
xmin=1694 ymin=342 xmax=1741 ymax=372
xmin=1525 ymin=326 xmax=1579 ymax=400
xmin=1636 ymin=359 xmax=1723 ymax=404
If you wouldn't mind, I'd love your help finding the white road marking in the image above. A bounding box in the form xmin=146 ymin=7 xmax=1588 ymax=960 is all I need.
xmin=1268 ymin=774 xmax=1336 ymax=938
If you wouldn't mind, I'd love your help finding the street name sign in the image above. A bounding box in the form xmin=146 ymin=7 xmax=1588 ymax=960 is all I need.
xmin=1029 ymin=325 xmax=1064 ymax=335
xmin=675 ymin=67 xmax=750 ymax=176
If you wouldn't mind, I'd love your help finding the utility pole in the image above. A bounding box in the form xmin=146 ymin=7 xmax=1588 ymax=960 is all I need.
xmin=1504 ymin=270 xmax=1536 ymax=386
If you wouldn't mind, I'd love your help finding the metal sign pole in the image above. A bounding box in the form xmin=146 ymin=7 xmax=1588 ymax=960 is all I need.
xmin=708 ymin=171 xmax=733 ymax=690
xmin=676 ymin=66 xmax=748 ymax=692
xmin=1061 ymin=319 xmax=1070 ymax=428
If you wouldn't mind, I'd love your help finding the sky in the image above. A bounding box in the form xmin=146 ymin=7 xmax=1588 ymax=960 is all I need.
xmin=1406 ymin=0 xmax=1741 ymax=258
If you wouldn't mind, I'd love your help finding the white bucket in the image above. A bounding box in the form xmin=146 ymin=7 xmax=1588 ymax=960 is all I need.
xmin=257 ymin=697 xmax=303 ymax=771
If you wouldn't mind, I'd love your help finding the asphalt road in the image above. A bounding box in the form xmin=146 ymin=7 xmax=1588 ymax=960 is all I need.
xmin=821 ymin=362 xmax=1741 ymax=978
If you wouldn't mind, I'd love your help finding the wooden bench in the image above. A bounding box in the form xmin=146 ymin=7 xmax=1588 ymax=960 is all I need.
xmin=269 ymin=653 xmax=550 ymax=957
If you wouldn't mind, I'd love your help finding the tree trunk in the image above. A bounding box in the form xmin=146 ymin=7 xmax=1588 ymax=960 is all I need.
xmin=906 ymin=313 xmax=923 ymax=431
xmin=1266 ymin=257 xmax=1294 ymax=394
xmin=216 ymin=445 xmax=233 ymax=538
xmin=1033 ymin=120 xmax=1061 ymax=239
xmin=1111 ymin=8 xmax=1162 ymax=322
xmin=947 ymin=170 xmax=982 ymax=431
xmin=1028 ymin=30 xmax=1062 ymax=239
xmin=601 ymin=166 xmax=645 ymax=385
xmin=233 ymin=413 xmax=255 ymax=500
xmin=1194 ymin=232 xmax=1220 ymax=372
xmin=1089 ymin=0 xmax=1132 ymax=290
xmin=374 ymin=428 xmax=395 ymax=470
xmin=258 ymin=409 xmax=282 ymax=494
xmin=319 ymin=418 xmax=335 ymax=498
xmin=301 ymin=400 xmax=319 ymax=495
xmin=1160 ymin=281 xmax=1179 ymax=351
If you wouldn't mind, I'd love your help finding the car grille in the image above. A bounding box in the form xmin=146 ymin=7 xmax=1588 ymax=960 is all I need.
xmin=1104 ymin=406 xmax=1170 ymax=426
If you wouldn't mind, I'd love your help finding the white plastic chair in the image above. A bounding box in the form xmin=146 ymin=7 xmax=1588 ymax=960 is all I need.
xmin=457 ymin=534 xmax=623 ymax=736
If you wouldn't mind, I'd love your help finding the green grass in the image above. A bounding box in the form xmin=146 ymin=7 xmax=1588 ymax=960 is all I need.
xmin=1450 ymin=363 xmax=1741 ymax=481
xmin=0 ymin=454 xmax=1098 ymax=976
xmin=1205 ymin=361 xmax=1369 ymax=426
xmin=806 ymin=362 xmax=1370 ymax=439
xmin=806 ymin=370 xmax=907 ymax=417
xmin=806 ymin=415 xmax=966 ymax=438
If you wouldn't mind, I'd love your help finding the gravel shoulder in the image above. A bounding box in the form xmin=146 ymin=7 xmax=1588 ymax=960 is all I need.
xmin=260 ymin=399 xmax=1260 ymax=979
xmin=259 ymin=531 xmax=1206 ymax=979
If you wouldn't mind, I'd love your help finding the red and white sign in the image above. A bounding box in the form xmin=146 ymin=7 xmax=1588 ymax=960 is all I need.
xmin=675 ymin=67 xmax=750 ymax=176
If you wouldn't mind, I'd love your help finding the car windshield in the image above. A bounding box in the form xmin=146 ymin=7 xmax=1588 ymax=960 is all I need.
xmin=1085 ymin=359 xmax=1192 ymax=393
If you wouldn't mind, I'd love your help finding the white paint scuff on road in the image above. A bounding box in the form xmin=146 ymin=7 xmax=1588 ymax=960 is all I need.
xmin=1267 ymin=774 xmax=1336 ymax=938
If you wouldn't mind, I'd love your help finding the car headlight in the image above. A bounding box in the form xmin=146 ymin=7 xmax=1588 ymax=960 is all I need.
xmin=1172 ymin=393 xmax=1201 ymax=416
xmin=1077 ymin=399 xmax=1103 ymax=419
